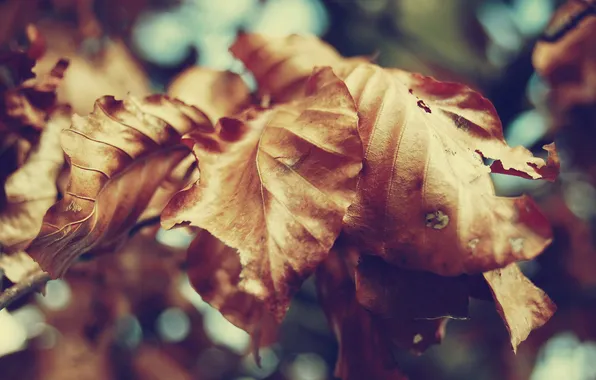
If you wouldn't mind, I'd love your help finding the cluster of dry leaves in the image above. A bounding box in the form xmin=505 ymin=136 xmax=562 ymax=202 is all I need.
xmin=0 ymin=10 xmax=568 ymax=380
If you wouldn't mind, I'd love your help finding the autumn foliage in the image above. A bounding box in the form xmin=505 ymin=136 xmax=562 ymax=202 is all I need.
xmin=0 ymin=18 xmax=566 ymax=379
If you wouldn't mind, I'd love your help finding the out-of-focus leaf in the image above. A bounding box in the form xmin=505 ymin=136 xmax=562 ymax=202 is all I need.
xmin=28 ymin=95 xmax=210 ymax=277
xmin=338 ymin=64 xmax=555 ymax=276
xmin=355 ymin=254 xmax=469 ymax=320
xmin=168 ymin=67 xmax=252 ymax=123
xmin=162 ymin=67 xmax=363 ymax=321
xmin=1 ymin=53 xmax=68 ymax=142
xmin=316 ymin=249 xmax=407 ymax=380
xmin=0 ymin=110 xmax=67 ymax=251
xmin=133 ymin=346 xmax=192 ymax=380
xmin=533 ymin=0 xmax=596 ymax=121
xmin=483 ymin=263 xmax=557 ymax=352
xmin=230 ymin=33 xmax=367 ymax=103
xmin=0 ymin=251 xmax=41 ymax=283
xmin=186 ymin=230 xmax=278 ymax=348
xmin=34 ymin=22 xmax=151 ymax=116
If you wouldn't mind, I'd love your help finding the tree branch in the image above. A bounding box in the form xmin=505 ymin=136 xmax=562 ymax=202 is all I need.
xmin=0 ymin=215 xmax=163 ymax=312
xmin=0 ymin=270 xmax=50 ymax=312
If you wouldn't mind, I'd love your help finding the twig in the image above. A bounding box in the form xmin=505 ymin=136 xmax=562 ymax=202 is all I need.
xmin=0 ymin=270 xmax=50 ymax=312
xmin=0 ymin=216 xmax=163 ymax=311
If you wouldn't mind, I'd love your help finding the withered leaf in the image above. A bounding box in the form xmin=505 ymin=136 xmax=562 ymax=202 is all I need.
xmin=0 ymin=251 xmax=41 ymax=283
xmin=316 ymin=249 xmax=407 ymax=380
xmin=483 ymin=263 xmax=557 ymax=352
xmin=162 ymin=67 xmax=363 ymax=321
xmin=391 ymin=69 xmax=560 ymax=181
xmin=230 ymin=33 xmax=366 ymax=103
xmin=355 ymin=254 xmax=469 ymax=320
xmin=168 ymin=67 xmax=252 ymax=123
xmin=0 ymin=110 xmax=67 ymax=251
xmin=1 ymin=54 xmax=68 ymax=141
xmin=28 ymin=95 xmax=211 ymax=277
xmin=339 ymin=64 xmax=555 ymax=276
xmin=33 ymin=22 xmax=151 ymax=116
xmin=186 ymin=230 xmax=278 ymax=348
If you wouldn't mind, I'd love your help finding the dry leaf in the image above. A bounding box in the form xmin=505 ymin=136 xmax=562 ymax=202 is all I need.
xmin=230 ymin=33 xmax=366 ymax=103
xmin=316 ymin=249 xmax=407 ymax=380
xmin=0 ymin=110 xmax=67 ymax=251
xmin=162 ymin=67 xmax=363 ymax=321
xmin=483 ymin=263 xmax=557 ymax=352
xmin=0 ymin=251 xmax=41 ymax=283
xmin=355 ymin=254 xmax=469 ymax=320
xmin=1 ymin=52 xmax=68 ymax=142
xmin=33 ymin=22 xmax=151 ymax=116
xmin=28 ymin=95 xmax=211 ymax=277
xmin=168 ymin=67 xmax=252 ymax=123
xmin=338 ymin=64 xmax=555 ymax=276
xmin=186 ymin=230 xmax=278 ymax=348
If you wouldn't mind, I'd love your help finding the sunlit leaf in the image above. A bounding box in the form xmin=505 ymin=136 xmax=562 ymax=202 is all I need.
xmin=28 ymin=95 xmax=211 ymax=277
xmin=168 ymin=67 xmax=252 ymax=123
xmin=339 ymin=64 xmax=555 ymax=276
xmin=0 ymin=109 xmax=67 ymax=251
xmin=483 ymin=263 xmax=557 ymax=352
xmin=163 ymin=67 xmax=363 ymax=321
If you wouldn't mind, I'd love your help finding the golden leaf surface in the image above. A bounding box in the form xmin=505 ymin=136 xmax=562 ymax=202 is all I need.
xmin=340 ymin=64 xmax=556 ymax=276
xmin=168 ymin=67 xmax=252 ymax=123
xmin=28 ymin=95 xmax=211 ymax=277
xmin=162 ymin=67 xmax=363 ymax=320
xmin=0 ymin=110 xmax=67 ymax=251
xmin=483 ymin=263 xmax=557 ymax=352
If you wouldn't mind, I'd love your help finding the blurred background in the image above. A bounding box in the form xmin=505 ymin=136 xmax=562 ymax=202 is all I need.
xmin=2 ymin=0 xmax=596 ymax=379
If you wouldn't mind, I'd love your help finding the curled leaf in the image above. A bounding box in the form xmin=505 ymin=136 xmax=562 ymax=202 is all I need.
xmin=28 ymin=95 xmax=211 ymax=277
xmin=483 ymin=264 xmax=557 ymax=352
xmin=168 ymin=67 xmax=252 ymax=123
xmin=0 ymin=109 xmax=67 ymax=251
xmin=163 ymin=67 xmax=363 ymax=321
xmin=340 ymin=64 xmax=554 ymax=276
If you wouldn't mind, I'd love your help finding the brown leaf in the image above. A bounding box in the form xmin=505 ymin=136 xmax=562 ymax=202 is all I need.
xmin=168 ymin=67 xmax=252 ymax=123
xmin=1 ymin=52 xmax=69 ymax=142
xmin=0 ymin=251 xmax=41 ymax=283
xmin=28 ymin=95 xmax=211 ymax=277
xmin=355 ymin=254 xmax=469 ymax=320
xmin=33 ymin=22 xmax=151 ymax=116
xmin=483 ymin=263 xmax=557 ymax=352
xmin=186 ymin=230 xmax=278 ymax=349
xmin=230 ymin=33 xmax=366 ymax=103
xmin=316 ymin=250 xmax=407 ymax=380
xmin=391 ymin=69 xmax=560 ymax=181
xmin=0 ymin=110 xmax=67 ymax=251
xmin=338 ymin=64 xmax=554 ymax=276
xmin=162 ymin=67 xmax=363 ymax=321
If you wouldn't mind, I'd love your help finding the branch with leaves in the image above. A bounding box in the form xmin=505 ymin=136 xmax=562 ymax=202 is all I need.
xmin=0 ymin=22 xmax=565 ymax=380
